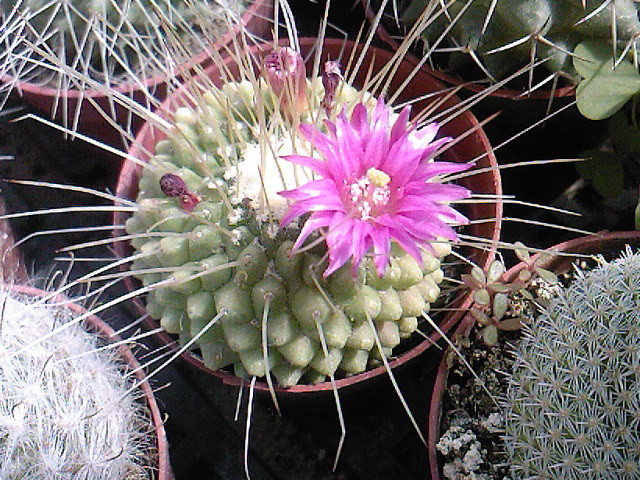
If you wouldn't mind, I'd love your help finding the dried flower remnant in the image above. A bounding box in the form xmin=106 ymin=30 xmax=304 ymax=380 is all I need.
xmin=322 ymin=60 xmax=342 ymax=115
xmin=263 ymin=46 xmax=308 ymax=116
xmin=279 ymin=99 xmax=472 ymax=277
xmin=160 ymin=173 xmax=201 ymax=211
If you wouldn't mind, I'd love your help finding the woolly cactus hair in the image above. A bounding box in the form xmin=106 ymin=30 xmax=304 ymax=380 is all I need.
xmin=363 ymin=0 xmax=639 ymax=99
xmin=504 ymin=245 xmax=640 ymax=479
xmin=0 ymin=0 xmax=273 ymax=143
xmin=0 ymin=284 xmax=171 ymax=479
xmin=112 ymin=35 xmax=502 ymax=393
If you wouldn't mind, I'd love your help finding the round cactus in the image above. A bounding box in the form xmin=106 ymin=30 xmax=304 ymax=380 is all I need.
xmin=0 ymin=288 xmax=156 ymax=479
xmin=0 ymin=0 xmax=245 ymax=82
xmin=124 ymin=47 xmax=473 ymax=387
xmin=400 ymin=0 xmax=640 ymax=82
xmin=503 ymin=248 xmax=640 ymax=479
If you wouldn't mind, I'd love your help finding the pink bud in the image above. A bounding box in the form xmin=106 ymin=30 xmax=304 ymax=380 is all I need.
xmin=322 ymin=60 xmax=342 ymax=116
xmin=263 ymin=47 xmax=307 ymax=115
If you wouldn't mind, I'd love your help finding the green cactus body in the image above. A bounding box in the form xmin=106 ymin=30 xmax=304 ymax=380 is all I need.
xmin=404 ymin=0 xmax=640 ymax=81
xmin=504 ymin=249 xmax=640 ymax=479
xmin=125 ymin=78 xmax=453 ymax=387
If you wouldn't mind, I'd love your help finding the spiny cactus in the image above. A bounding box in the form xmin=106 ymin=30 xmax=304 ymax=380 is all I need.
xmin=0 ymin=0 xmax=245 ymax=85
xmin=123 ymin=47 xmax=472 ymax=388
xmin=503 ymin=247 xmax=640 ymax=479
xmin=400 ymin=0 xmax=640 ymax=84
xmin=0 ymin=287 xmax=156 ymax=479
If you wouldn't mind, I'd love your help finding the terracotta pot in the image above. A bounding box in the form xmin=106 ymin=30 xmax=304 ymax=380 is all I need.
xmin=114 ymin=37 xmax=502 ymax=394
xmin=360 ymin=0 xmax=575 ymax=101
xmin=427 ymin=230 xmax=640 ymax=480
xmin=2 ymin=0 xmax=273 ymax=148
xmin=5 ymin=283 xmax=173 ymax=480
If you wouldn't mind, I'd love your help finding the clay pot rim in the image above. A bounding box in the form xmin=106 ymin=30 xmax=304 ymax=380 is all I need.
xmin=426 ymin=230 xmax=640 ymax=480
xmin=2 ymin=0 xmax=272 ymax=100
xmin=114 ymin=36 xmax=502 ymax=394
xmin=360 ymin=0 xmax=576 ymax=101
xmin=4 ymin=283 xmax=172 ymax=480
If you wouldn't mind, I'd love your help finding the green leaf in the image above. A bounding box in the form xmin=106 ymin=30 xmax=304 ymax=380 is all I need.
xmin=481 ymin=325 xmax=499 ymax=346
xmin=574 ymin=40 xmax=640 ymax=120
xmin=473 ymin=288 xmax=491 ymax=306
xmin=608 ymin=111 xmax=640 ymax=155
xmin=576 ymin=150 xmax=625 ymax=198
xmin=514 ymin=241 xmax=530 ymax=262
xmin=497 ymin=318 xmax=523 ymax=331
xmin=533 ymin=267 xmax=559 ymax=286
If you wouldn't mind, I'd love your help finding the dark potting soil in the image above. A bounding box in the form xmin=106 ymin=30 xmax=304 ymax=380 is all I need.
xmin=436 ymin=328 xmax=515 ymax=480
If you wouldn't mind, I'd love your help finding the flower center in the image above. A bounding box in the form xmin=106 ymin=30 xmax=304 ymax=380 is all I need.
xmin=347 ymin=168 xmax=392 ymax=220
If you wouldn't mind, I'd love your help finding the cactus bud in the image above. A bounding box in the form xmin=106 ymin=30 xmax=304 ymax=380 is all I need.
xmin=322 ymin=60 xmax=342 ymax=115
xmin=262 ymin=47 xmax=307 ymax=116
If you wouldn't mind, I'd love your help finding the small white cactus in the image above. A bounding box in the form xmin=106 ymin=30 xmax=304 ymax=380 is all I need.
xmin=0 ymin=287 xmax=156 ymax=479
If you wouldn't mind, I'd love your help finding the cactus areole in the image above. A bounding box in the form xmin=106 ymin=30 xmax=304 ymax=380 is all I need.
xmin=120 ymin=41 xmax=484 ymax=390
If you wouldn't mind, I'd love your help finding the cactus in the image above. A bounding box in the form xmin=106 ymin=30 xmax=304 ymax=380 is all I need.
xmin=0 ymin=0 xmax=246 ymax=84
xmin=0 ymin=287 xmax=156 ymax=479
xmin=400 ymin=0 xmax=640 ymax=85
xmin=503 ymin=248 xmax=640 ymax=479
xmin=123 ymin=47 xmax=472 ymax=387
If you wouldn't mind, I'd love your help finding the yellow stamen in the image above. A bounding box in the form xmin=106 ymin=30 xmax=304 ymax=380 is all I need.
xmin=367 ymin=168 xmax=391 ymax=188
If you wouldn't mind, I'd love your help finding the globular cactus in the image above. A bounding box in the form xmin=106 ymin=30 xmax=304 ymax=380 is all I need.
xmin=124 ymin=48 xmax=471 ymax=387
xmin=503 ymin=248 xmax=640 ymax=479
xmin=0 ymin=288 xmax=155 ymax=479
xmin=0 ymin=0 xmax=242 ymax=82
xmin=400 ymin=0 xmax=640 ymax=82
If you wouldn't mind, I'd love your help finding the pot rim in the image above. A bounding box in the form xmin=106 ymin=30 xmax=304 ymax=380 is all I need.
xmin=114 ymin=36 xmax=502 ymax=394
xmin=427 ymin=230 xmax=640 ymax=480
xmin=4 ymin=283 xmax=173 ymax=480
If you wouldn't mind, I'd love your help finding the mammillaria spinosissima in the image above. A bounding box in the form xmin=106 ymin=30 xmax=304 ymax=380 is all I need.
xmin=503 ymin=248 xmax=640 ymax=479
xmin=124 ymin=47 xmax=472 ymax=387
xmin=0 ymin=288 xmax=155 ymax=479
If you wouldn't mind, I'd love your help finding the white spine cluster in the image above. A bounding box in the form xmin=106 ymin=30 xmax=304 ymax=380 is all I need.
xmin=0 ymin=290 xmax=154 ymax=479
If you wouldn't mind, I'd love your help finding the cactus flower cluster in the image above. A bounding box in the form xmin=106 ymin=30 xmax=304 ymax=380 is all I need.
xmin=124 ymin=47 xmax=471 ymax=387
xmin=0 ymin=289 xmax=154 ymax=479
xmin=504 ymin=248 xmax=640 ymax=479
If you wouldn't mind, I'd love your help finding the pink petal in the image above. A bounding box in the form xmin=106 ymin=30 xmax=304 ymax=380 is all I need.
xmin=281 ymin=154 xmax=330 ymax=177
xmin=370 ymin=226 xmax=391 ymax=277
xmin=389 ymin=106 xmax=411 ymax=144
xmin=290 ymin=212 xmax=334 ymax=251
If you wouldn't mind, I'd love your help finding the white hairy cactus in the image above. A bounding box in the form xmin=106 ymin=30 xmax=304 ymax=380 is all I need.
xmin=0 ymin=287 xmax=156 ymax=479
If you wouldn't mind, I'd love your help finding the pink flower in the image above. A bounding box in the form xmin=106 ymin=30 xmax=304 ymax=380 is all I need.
xmin=279 ymin=99 xmax=472 ymax=278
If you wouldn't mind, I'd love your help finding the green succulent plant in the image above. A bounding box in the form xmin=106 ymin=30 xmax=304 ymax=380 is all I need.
xmin=399 ymin=0 xmax=640 ymax=90
xmin=503 ymin=247 xmax=640 ymax=479
xmin=463 ymin=241 xmax=558 ymax=346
